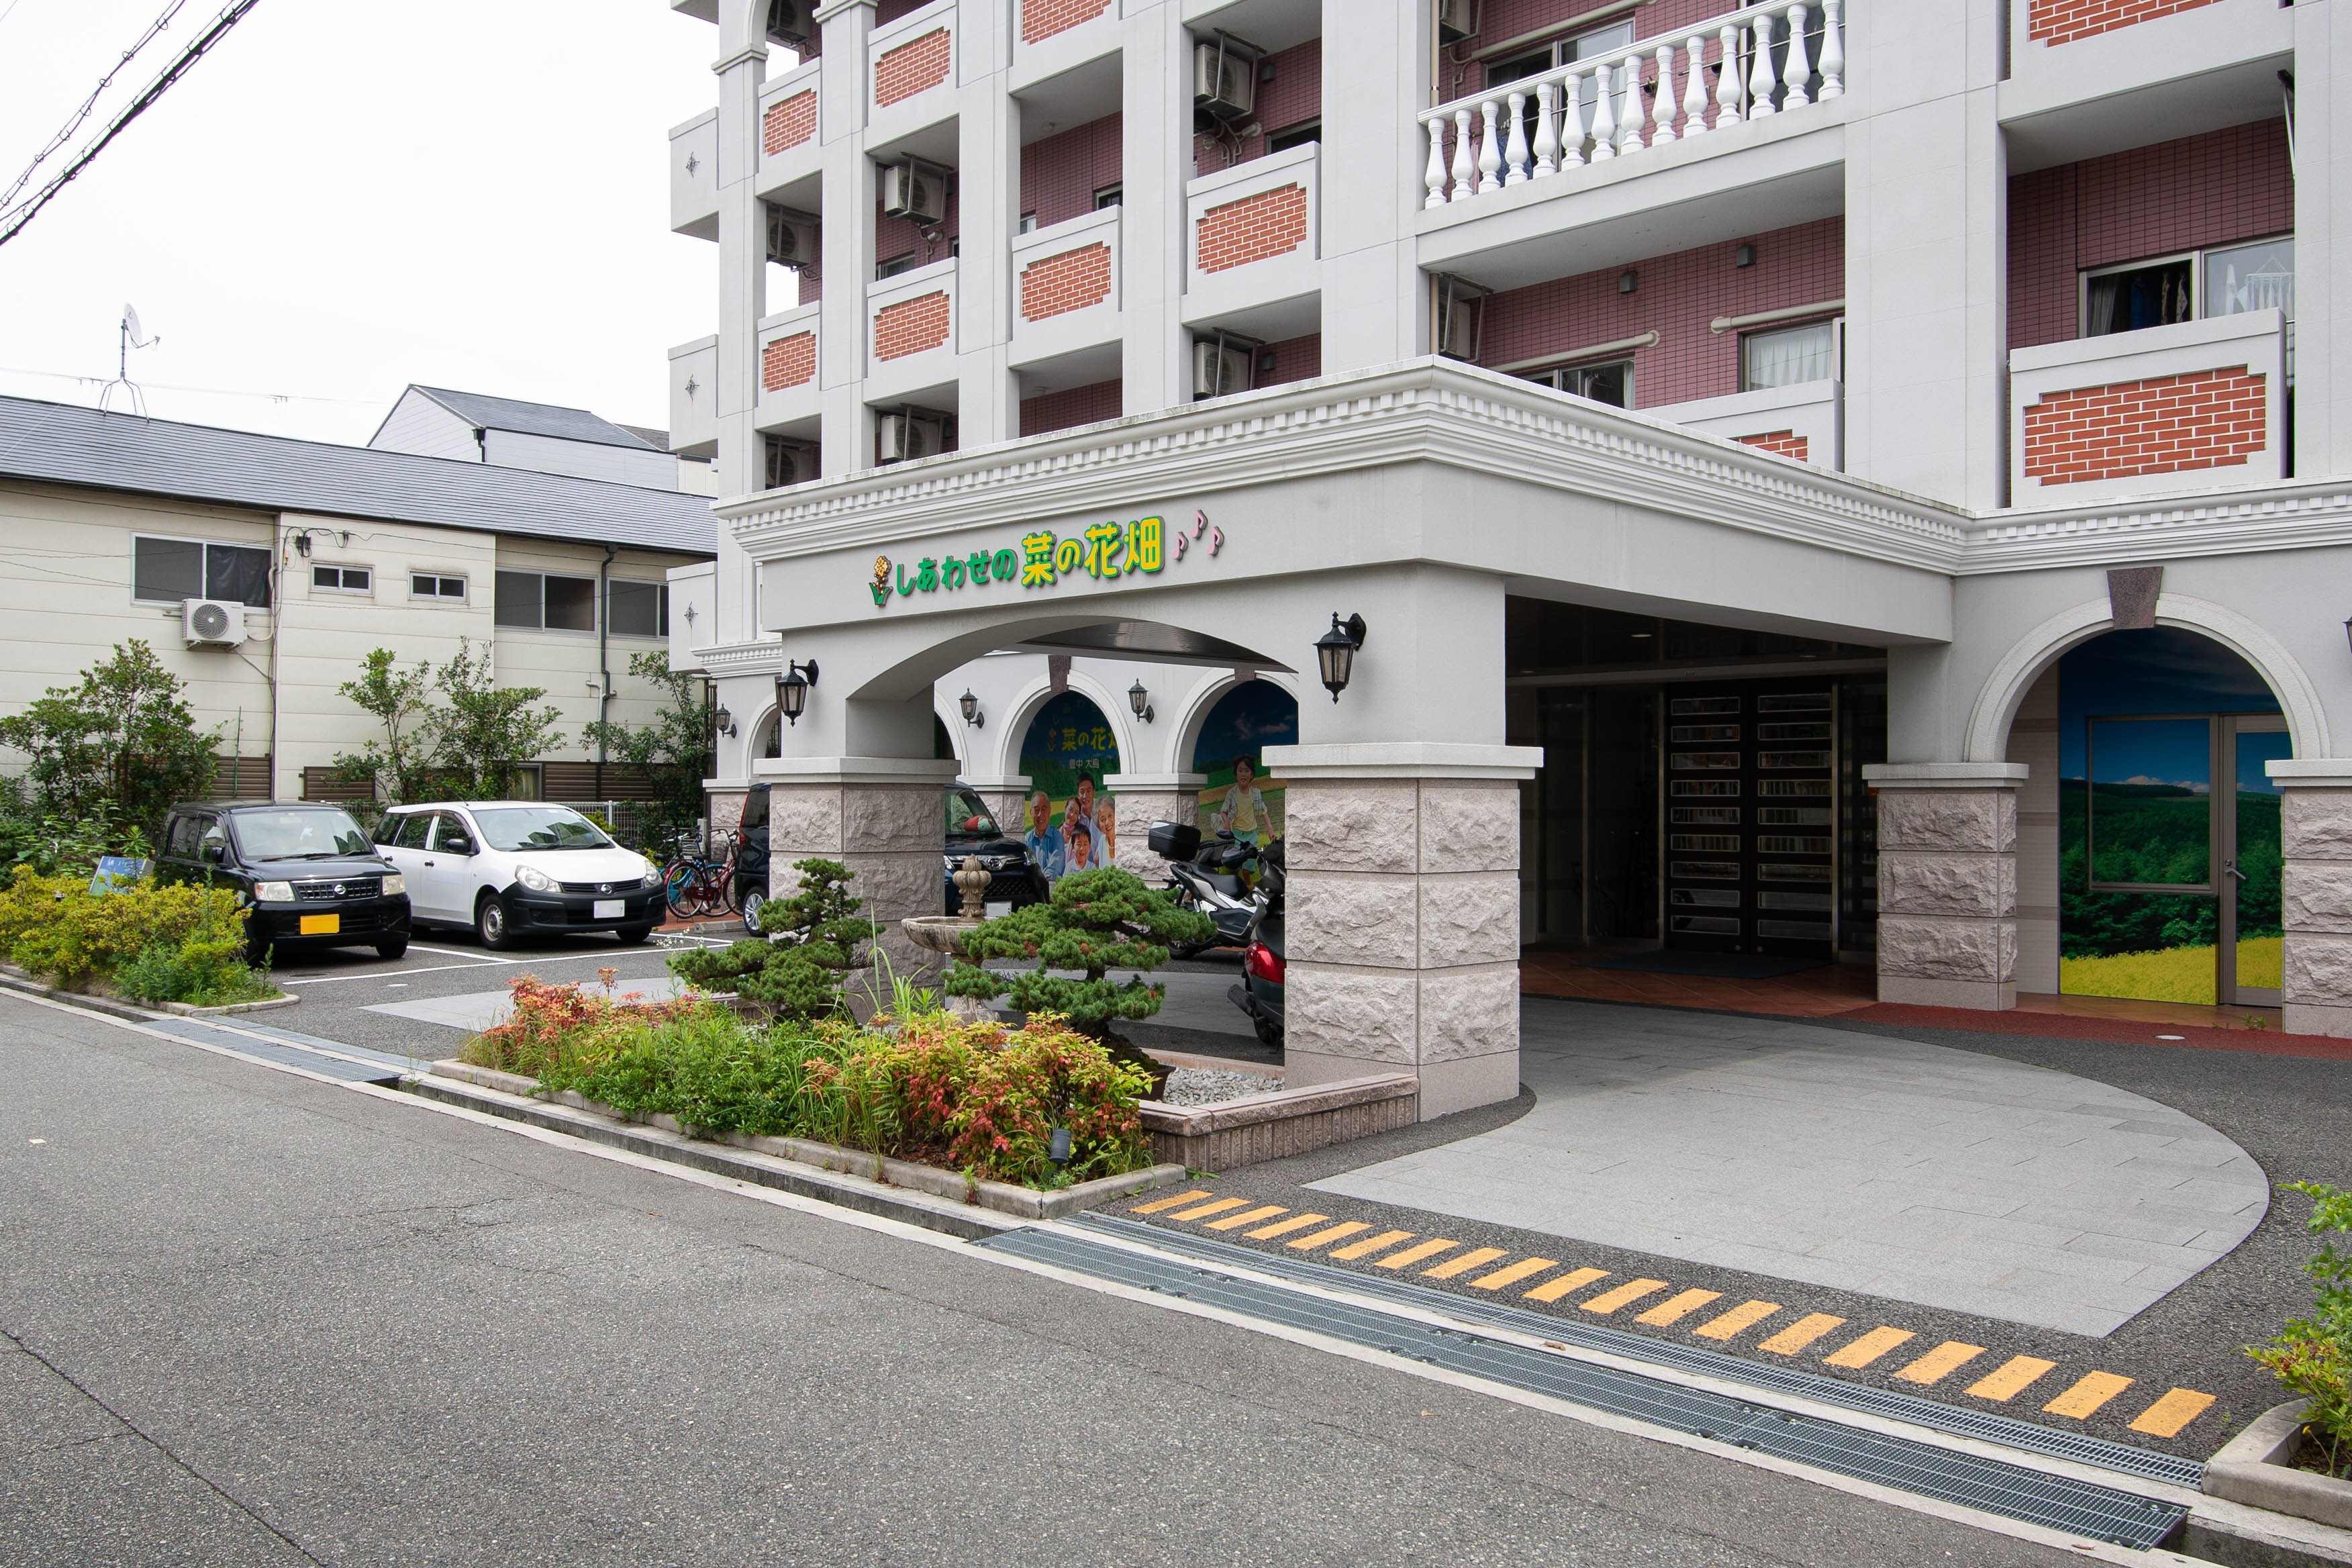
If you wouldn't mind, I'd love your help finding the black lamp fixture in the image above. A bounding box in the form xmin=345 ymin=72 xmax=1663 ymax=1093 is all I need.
xmin=776 ymin=657 xmax=819 ymax=726
xmin=714 ymin=702 xmax=737 ymax=740
xmin=1316 ymin=613 xmax=1367 ymax=703
xmin=959 ymin=688 xmax=985 ymax=728
xmin=1128 ymin=678 xmax=1154 ymax=724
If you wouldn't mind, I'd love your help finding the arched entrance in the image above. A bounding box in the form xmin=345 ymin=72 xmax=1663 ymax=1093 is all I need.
xmin=2008 ymin=624 xmax=2289 ymax=1008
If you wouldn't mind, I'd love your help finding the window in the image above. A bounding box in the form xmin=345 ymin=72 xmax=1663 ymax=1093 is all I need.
xmin=386 ymin=812 xmax=432 ymax=850
xmin=410 ymin=572 xmax=467 ymax=601
xmin=133 ymin=535 xmax=271 ymax=606
xmin=1092 ymin=183 xmax=1122 ymax=209
xmin=311 ymin=564 xmax=371 ymax=594
xmin=1741 ymin=319 xmax=1839 ymax=391
xmin=494 ymin=570 xmax=596 ymax=632
xmin=1017 ymin=211 xmax=1038 ymax=234
xmin=606 ymin=579 xmax=670 ymax=638
xmin=1484 ymin=18 xmax=1636 ymax=142
xmin=2205 ymin=238 xmax=2294 ymax=322
xmin=875 ymin=252 xmax=918 ymax=279
xmin=1528 ymin=359 xmax=1633 ymax=408
xmin=1266 ymin=120 xmax=1319 ymax=154
xmin=2082 ymin=255 xmax=2194 ymax=338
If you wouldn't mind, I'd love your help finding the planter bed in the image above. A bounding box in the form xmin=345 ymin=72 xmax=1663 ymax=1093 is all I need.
xmin=2206 ymin=1401 xmax=2352 ymax=1530
xmin=0 ymin=964 xmax=292 ymax=1019
xmin=1137 ymin=1070 xmax=1418 ymax=1171
xmin=425 ymin=1059 xmax=1185 ymax=1226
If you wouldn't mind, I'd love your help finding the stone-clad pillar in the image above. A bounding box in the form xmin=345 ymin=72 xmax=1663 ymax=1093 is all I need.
xmin=960 ymin=773 xmax=1032 ymax=841
xmin=754 ymin=755 xmax=961 ymax=979
xmin=1104 ymin=771 xmax=1205 ymax=879
xmin=2273 ymin=762 xmax=2352 ymax=1036
xmin=1266 ymin=743 xmax=1541 ymax=1121
xmin=1862 ymin=763 xmax=2024 ymax=1010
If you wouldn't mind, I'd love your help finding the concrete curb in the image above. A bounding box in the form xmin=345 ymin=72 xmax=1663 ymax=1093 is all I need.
xmin=164 ymin=992 xmax=300 ymax=1017
xmin=0 ymin=966 xmax=291 ymax=1019
xmin=416 ymin=1060 xmax=1185 ymax=1234
xmin=2208 ymin=1402 xmax=2352 ymax=1530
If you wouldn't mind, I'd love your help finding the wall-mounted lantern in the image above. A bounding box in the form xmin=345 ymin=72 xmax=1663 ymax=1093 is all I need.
xmin=1316 ymin=614 xmax=1367 ymax=703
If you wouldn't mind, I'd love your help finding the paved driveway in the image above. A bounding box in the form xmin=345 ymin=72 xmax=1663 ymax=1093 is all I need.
xmin=1312 ymin=1003 xmax=2266 ymax=1336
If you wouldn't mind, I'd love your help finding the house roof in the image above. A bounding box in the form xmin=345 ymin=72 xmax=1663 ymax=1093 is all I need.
xmin=403 ymin=385 xmax=662 ymax=450
xmin=0 ymin=395 xmax=716 ymax=556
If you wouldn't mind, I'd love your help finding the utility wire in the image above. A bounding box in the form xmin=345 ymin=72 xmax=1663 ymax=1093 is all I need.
xmin=0 ymin=362 xmax=385 ymax=408
xmin=0 ymin=0 xmax=259 ymax=251
xmin=0 ymin=0 xmax=187 ymax=213
xmin=0 ymin=1 xmax=34 ymax=33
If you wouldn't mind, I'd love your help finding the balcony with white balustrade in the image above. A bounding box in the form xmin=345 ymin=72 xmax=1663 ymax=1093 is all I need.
xmin=1415 ymin=0 xmax=1849 ymax=288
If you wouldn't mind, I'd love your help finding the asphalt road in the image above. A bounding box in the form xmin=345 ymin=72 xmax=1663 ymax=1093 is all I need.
xmin=0 ymin=992 xmax=2096 ymax=1567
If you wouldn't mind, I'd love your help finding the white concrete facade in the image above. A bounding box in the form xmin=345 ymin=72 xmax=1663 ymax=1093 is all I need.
xmin=660 ymin=0 xmax=2352 ymax=1108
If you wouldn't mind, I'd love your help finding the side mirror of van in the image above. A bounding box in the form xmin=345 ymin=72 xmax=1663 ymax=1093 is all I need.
xmin=442 ymin=833 xmax=474 ymax=856
xmin=199 ymin=838 xmax=225 ymax=865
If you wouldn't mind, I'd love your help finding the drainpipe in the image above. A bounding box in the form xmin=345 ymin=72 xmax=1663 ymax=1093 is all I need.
xmin=595 ymin=542 xmax=617 ymax=799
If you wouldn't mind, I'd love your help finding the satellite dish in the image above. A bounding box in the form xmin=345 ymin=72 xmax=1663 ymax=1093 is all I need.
xmin=124 ymin=305 xmax=144 ymax=344
xmin=99 ymin=304 xmax=160 ymax=417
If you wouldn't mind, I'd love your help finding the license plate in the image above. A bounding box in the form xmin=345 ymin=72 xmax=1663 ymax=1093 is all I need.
xmin=298 ymin=914 xmax=340 ymax=936
xmin=593 ymin=899 xmax=625 ymax=919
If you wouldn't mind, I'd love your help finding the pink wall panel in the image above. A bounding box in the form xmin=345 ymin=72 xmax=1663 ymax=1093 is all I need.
xmin=1262 ymin=332 xmax=1322 ymax=389
xmin=1475 ymin=216 xmax=1844 ymax=408
xmin=1021 ymin=113 xmax=1124 ymax=232
xmin=1021 ymin=377 xmax=1124 ymax=436
xmin=2008 ymin=119 xmax=2293 ymax=350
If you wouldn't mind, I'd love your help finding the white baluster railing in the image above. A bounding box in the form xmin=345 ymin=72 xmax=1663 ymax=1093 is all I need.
xmin=1414 ymin=0 xmax=1843 ymax=208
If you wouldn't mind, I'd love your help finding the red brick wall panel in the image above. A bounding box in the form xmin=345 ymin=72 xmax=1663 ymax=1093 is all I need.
xmin=2008 ymin=121 xmax=2292 ymax=350
xmin=1020 ymin=113 xmax=1122 ymax=232
xmin=873 ymin=291 xmax=951 ymax=361
xmin=875 ymin=27 xmax=951 ymax=108
xmin=1021 ymin=0 xmax=1114 ymax=44
xmin=2020 ymin=366 xmax=2267 ymax=485
xmin=1020 ymin=377 xmax=1124 ymax=437
xmin=1477 ymin=217 xmax=1844 ymax=409
xmin=763 ymin=91 xmax=816 ymax=156
xmin=1735 ymin=430 xmax=1810 ymax=461
xmin=2028 ymin=0 xmax=2225 ymax=46
xmin=1019 ymin=243 xmax=1113 ymax=322
xmin=762 ymin=332 xmax=817 ymax=392
xmin=1195 ymin=184 xmax=1308 ymax=275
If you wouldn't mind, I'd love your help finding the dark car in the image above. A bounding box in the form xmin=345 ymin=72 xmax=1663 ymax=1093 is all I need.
xmin=156 ymin=801 xmax=411 ymax=961
xmin=730 ymin=782 xmax=1044 ymax=934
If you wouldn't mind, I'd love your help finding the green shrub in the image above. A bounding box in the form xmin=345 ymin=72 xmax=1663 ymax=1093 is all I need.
xmin=2249 ymin=1181 xmax=2352 ymax=1476
xmin=0 ymin=871 xmax=263 ymax=999
xmin=114 ymin=941 xmax=277 ymax=1009
xmin=667 ymin=858 xmax=881 ymax=1021
xmin=471 ymin=978 xmax=1154 ymax=1188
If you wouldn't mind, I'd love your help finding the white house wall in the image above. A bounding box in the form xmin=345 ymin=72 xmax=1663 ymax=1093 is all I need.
xmin=482 ymin=430 xmax=679 ymax=490
xmin=367 ymin=391 xmax=483 ymax=464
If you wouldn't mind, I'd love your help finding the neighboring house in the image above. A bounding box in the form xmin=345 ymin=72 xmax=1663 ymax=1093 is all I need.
xmin=0 ymin=395 xmax=716 ymax=807
xmin=370 ymin=384 xmax=683 ymax=491
xmin=617 ymin=423 xmax=720 ymax=497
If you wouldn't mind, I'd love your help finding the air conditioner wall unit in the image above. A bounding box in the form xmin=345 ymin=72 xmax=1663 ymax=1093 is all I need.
xmin=764 ymin=437 xmax=819 ymax=489
xmin=765 ymin=0 xmax=812 ymax=48
xmin=1436 ymin=0 xmax=1477 ymax=46
xmin=1192 ymin=340 xmax=1254 ymax=399
xmin=1192 ymin=39 xmax=1257 ymax=121
xmin=182 ymin=598 xmax=247 ymax=648
xmin=880 ymin=159 xmax=946 ymax=226
xmin=765 ymin=205 xmax=819 ymax=266
xmin=877 ymin=410 xmax=949 ymax=464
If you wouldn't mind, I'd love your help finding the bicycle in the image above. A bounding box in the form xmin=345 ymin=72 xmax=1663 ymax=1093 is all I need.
xmin=663 ymin=844 xmax=738 ymax=920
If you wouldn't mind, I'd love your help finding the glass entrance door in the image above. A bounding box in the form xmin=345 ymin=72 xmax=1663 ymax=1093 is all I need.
xmin=2222 ymin=719 xmax=2288 ymax=1006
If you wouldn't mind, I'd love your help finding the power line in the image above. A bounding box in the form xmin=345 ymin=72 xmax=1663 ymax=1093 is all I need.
xmin=0 ymin=1 xmax=34 ymax=33
xmin=0 ymin=0 xmax=188 ymax=213
xmin=0 ymin=362 xmax=385 ymax=409
xmin=0 ymin=0 xmax=260 ymax=251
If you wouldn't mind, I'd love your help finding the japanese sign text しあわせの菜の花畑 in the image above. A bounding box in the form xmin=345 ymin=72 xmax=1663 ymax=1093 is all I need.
xmin=866 ymin=511 xmax=1226 ymax=608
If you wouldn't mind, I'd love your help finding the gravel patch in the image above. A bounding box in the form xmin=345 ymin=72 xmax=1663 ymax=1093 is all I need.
xmin=1158 ymin=1066 xmax=1278 ymax=1106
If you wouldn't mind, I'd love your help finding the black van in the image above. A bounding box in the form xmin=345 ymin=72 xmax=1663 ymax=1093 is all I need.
xmin=156 ymin=801 xmax=412 ymax=961
xmin=730 ymin=781 xmax=1044 ymax=935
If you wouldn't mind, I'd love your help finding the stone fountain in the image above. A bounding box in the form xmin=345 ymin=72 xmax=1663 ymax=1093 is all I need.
xmin=901 ymin=855 xmax=994 ymax=1016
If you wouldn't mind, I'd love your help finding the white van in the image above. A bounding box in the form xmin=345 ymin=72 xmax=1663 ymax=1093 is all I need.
xmin=372 ymin=802 xmax=665 ymax=950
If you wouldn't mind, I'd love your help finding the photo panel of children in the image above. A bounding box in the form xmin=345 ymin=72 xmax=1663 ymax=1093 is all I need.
xmin=1016 ymin=690 xmax=1123 ymax=884
xmin=1189 ymin=679 xmax=1300 ymax=852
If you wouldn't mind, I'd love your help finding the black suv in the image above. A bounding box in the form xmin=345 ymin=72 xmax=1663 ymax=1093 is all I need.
xmin=156 ymin=801 xmax=412 ymax=961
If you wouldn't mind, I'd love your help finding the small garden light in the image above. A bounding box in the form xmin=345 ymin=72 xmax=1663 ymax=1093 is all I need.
xmin=776 ymin=658 xmax=819 ymax=726
xmin=959 ymin=688 xmax=985 ymax=728
xmin=1128 ymin=678 xmax=1154 ymax=724
xmin=1048 ymin=1127 xmax=1072 ymax=1167
xmin=1316 ymin=612 xmax=1367 ymax=703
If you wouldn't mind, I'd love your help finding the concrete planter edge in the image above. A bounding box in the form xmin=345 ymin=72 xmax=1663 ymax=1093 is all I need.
xmin=2205 ymin=1400 xmax=2352 ymax=1532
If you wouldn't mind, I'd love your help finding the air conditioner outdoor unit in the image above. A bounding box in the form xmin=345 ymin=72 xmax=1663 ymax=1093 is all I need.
xmin=1436 ymin=0 xmax=1477 ymax=46
xmin=877 ymin=410 xmax=948 ymax=464
xmin=766 ymin=205 xmax=819 ymax=266
xmin=1193 ymin=39 xmax=1257 ymax=122
xmin=182 ymin=598 xmax=247 ymax=648
xmin=765 ymin=0 xmax=812 ymax=48
xmin=1192 ymin=339 xmax=1254 ymax=399
xmin=880 ymin=159 xmax=946 ymax=226
xmin=764 ymin=436 xmax=819 ymax=489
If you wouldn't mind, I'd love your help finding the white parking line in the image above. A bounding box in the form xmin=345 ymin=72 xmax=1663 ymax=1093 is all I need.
xmin=280 ymin=950 xmax=671 ymax=986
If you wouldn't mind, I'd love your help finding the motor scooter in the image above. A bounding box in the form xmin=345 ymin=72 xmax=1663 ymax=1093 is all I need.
xmin=1148 ymin=821 xmax=1259 ymax=956
xmin=1227 ymin=836 xmax=1283 ymax=1049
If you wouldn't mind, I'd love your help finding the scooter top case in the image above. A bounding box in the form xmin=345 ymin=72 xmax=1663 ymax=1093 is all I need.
xmin=1148 ymin=820 xmax=1202 ymax=861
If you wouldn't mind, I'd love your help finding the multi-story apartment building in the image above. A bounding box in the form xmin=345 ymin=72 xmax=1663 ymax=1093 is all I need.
xmin=661 ymin=0 xmax=2350 ymax=1118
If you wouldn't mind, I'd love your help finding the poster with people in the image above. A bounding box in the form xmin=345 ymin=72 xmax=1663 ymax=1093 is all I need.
xmin=1016 ymin=691 xmax=1121 ymax=884
xmin=1189 ymin=680 xmax=1299 ymax=847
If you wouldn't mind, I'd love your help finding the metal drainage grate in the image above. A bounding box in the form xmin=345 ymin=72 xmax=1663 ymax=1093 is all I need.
xmin=144 ymin=1018 xmax=405 ymax=1086
xmin=979 ymin=1224 xmax=2187 ymax=1552
xmin=1074 ymin=1212 xmax=2203 ymax=1489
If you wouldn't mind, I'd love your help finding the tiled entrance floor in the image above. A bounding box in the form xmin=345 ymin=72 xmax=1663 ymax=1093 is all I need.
xmin=1311 ymin=1001 xmax=2267 ymax=1336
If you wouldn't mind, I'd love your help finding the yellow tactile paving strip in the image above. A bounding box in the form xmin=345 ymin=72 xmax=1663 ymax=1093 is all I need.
xmin=1123 ymin=1193 xmax=2220 ymax=1442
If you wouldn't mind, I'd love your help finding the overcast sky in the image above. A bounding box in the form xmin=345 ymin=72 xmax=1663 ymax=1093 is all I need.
xmin=0 ymin=0 xmax=718 ymax=446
